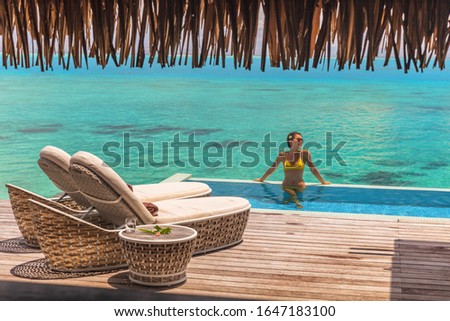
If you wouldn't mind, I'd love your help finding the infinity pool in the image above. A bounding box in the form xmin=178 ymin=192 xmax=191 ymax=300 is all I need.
xmin=191 ymin=178 xmax=450 ymax=218
xmin=0 ymin=58 xmax=449 ymax=201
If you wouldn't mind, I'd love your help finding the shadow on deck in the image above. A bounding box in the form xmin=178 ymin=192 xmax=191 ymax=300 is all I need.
xmin=0 ymin=279 xmax=232 ymax=300
xmin=391 ymin=240 xmax=450 ymax=300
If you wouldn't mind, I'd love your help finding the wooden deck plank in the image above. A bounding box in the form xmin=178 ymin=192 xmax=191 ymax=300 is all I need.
xmin=1 ymin=199 xmax=450 ymax=300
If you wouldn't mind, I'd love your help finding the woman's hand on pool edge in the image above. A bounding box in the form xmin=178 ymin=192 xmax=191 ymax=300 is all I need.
xmin=322 ymin=181 xmax=331 ymax=185
xmin=254 ymin=178 xmax=264 ymax=183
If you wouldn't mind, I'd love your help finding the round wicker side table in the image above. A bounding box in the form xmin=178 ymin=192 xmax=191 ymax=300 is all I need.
xmin=118 ymin=224 xmax=197 ymax=286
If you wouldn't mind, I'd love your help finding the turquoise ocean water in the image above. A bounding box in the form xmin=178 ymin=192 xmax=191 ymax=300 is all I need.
xmin=0 ymin=57 xmax=449 ymax=200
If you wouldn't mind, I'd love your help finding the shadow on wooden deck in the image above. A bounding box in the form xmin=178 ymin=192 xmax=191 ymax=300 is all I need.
xmin=391 ymin=240 xmax=450 ymax=300
xmin=0 ymin=279 xmax=236 ymax=301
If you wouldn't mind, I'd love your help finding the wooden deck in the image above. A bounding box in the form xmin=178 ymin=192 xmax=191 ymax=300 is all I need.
xmin=1 ymin=199 xmax=450 ymax=300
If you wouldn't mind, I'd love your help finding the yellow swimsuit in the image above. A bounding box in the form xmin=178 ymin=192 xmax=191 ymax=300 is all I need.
xmin=283 ymin=156 xmax=305 ymax=192
xmin=283 ymin=157 xmax=305 ymax=171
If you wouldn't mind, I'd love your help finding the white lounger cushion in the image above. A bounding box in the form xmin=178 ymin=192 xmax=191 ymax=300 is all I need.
xmin=133 ymin=182 xmax=211 ymax=202
xmin=40 ymin=146 xmax=72 ymax=174
xmin=154 ymin=196 xmax=251 ymax=224
xmin=39 ymin=146 xmax=92 ymax=208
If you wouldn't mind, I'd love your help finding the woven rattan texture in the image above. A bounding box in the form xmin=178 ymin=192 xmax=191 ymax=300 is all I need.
xmin=181 ymin=208 xmax=250 ymax=254
xmin=0 ymin=237 xmax=42 ymax=254
xmin=29 ymin=200 xmax=127 ymax=272
xmin=6 ymin=184 xmax=85 ymax=248
xmin=38 ymin=158 xmax=92 ymax=208
xmin=69 ymin=164 xmax=140 ymax=225
xmin=11 ymin=258 xmax=125 ymax=280
xmin=120 ymin=236 xmax=196 ymax=286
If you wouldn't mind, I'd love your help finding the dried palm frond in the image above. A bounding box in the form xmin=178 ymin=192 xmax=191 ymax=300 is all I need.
xmin=0 ymin=0 xmax=448 ymax=71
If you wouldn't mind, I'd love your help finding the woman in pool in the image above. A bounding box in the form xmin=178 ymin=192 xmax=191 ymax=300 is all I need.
xmin=255 ymin=131 xmax=331 ymax=208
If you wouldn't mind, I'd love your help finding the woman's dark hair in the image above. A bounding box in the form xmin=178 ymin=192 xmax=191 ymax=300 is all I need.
xmin=286 ymin=131 xmax=302 ymax=148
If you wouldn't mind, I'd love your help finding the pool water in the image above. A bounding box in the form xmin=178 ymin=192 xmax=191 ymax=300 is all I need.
xmin=0 ymin=57 xmax=449 ymax=200
xmin=191 ymin=178 xmax=450 ymax=219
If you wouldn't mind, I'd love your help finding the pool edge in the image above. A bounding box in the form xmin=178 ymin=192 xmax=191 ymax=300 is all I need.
xmin=191 ymin=177 xmax=450 ymax=192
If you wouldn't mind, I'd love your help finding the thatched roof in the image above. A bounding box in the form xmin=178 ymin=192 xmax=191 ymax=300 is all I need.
xmin=0 ymin=0 xmax=448 ymax=72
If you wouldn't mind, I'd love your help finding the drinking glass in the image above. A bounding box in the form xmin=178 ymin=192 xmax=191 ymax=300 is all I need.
xmin=124 ymin=217 xmax=137 ymax=233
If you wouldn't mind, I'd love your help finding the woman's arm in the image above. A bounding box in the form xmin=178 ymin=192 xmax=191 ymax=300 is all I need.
xmin=255 ymin=153 xmax=284 ymax=182
xmin=303 ymin=150 xmax=331 ymax=185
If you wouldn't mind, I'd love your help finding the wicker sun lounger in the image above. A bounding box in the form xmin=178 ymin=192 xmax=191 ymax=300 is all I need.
xmin=69 ymin=151 xmax=251 ymax=254
xmin=6 ymin=147 xmax=212 ymax=248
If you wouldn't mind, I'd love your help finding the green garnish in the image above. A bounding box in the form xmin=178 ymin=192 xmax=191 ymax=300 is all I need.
xmin=138 ymin=225 xmax=172 ymax=236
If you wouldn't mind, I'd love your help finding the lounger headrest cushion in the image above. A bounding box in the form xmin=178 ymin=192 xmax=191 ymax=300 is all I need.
xmin=39 ymin=146 xmax=71 ymax=172
xmin=70 ymin=151 xmax=156 ymax=224
xmin=38 ymin=146 xmax=93 ymax=208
